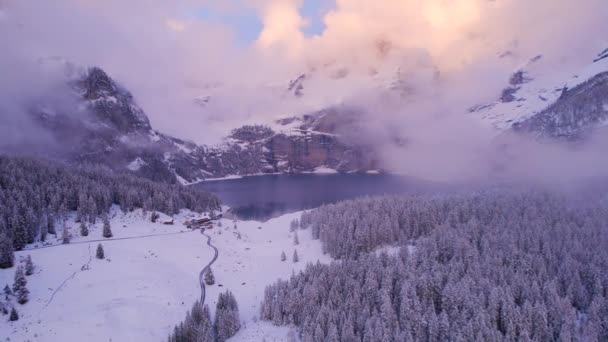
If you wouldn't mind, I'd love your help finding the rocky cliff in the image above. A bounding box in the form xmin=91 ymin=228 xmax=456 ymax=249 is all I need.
xmin=28 ymin=67 xmax=379 ymax=184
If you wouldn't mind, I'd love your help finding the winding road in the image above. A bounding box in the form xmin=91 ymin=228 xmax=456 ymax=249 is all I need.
xmin=198 ymin=229 xmax=219 ymax=307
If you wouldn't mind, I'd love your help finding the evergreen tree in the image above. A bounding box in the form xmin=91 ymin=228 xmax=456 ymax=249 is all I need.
xmin=292 ymin=250 xmax=299 ymax=263
xmin=204 ymin=268 xmax=215 ymax=286
xmin=0 ymin=233 xmax=14 ymax=269
xmin=3 ymin=284 xmax=12 ymax=298
xmin=0 ymin=155 xmax=220 ymax=251
xmin=102 ymin=216 xmax=113 ymax=238
xmin=87 ymin=196 xmax=98 ymax=224
xmin=151 ymin=212 xmax=159 ymax=223
xmin=16 ymin=283 xmax=29 ymax=305
xmin=40 ymin=213 xmax=48 ymax=242
xmin=12 ymin=266 xmax=28 ymax=304
xmin=289 ymin=219 xmax=299 ymax=232
xmin=96 ymin=244 xmax=105 ymax=259
xmin=293 ymin=231 xmax=299 ymax=245
xmin=47 ymin=213 xmax=56 ymax=235
xmin=25 ymin=255 xmax=34 ymax=276
xmin=281 ymin=251 xmax=287 ymax=262
xmin=12 ymin=213 xmax=28 ymax=251
xmin=80 ymin=221 xmax=89 ymax=237
xmin=215 ymin=291 xmax=241 ymax=342
xmin=62 ymin=224 xmax=70 ymax=244
xmin=9 ymin=307 xmax=18 ymax=321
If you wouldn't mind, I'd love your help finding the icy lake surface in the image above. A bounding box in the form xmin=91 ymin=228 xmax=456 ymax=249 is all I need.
xmin=194 ymin=173 xmax=425 ymax=220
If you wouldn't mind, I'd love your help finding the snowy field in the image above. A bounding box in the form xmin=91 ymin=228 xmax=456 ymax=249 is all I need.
xmin=0 ymin=208 xmax=330 ymax=341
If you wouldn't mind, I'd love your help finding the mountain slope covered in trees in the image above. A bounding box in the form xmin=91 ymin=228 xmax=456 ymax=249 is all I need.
xmin=0 ymin=155 xmax=219 ymax=266
xmin=262 ymin=191 xmax=608 ymax=341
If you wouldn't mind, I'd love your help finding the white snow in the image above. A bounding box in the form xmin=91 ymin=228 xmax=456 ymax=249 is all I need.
xmin=175 ymin=175 xmax=204 ymax=186
xmin=473 ymin=52 xmax=608 ymax=132
xmin=209 ymin=212 xmax=331 ymax=341
xmin=312 ymin=166 xmax=338 ymax=174
xmin=0 ymin=209 xmax=329 ymax=342
xmin=174 ymin=141 xmax=194 ymax=154
xmin=202 ymin=175 xmax=244 ymax=182
xmin=126 ymin=157 xmax=147 ymax=171
xmin=373 ymin=245 xmax=401 ymax=257
xmin=149 ymin=130 xmax=161 ymax=142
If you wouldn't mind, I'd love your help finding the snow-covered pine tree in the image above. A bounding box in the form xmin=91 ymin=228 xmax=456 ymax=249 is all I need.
xmin=293 ymin=231 xmax=299 ymax=245
xmin=187 ymin=301 xmax=214 ymax=341
xmin=3 ymin=284 xmax=12 ymax=298
xmin=77 ymin=192 xmax=87 ymax=223
xmin=281 ymin=251 xmax=287 ymax=262
xmin=40 ymin=213 xmax=48 ymax=242
xmin=289 ymin=219 xmax=299 ymax=232
xmin=47 ymin=213 xmax=56 ymax=235
xmin=0 ymin=233 xmax=14 ymax=269
xmin=0 ymin=155 xmax=220 ymax=251
xmin=87 ymin=196 xmax=98 ymax=224
xmin=24 ymin=255 xmax=34 ymax=276
xmin=80 ymin=221 xmax=89 ymax=237
xmin=16 ymin=283 xmax=29 ymax=305
xmin=96 ymin=244 xmax=105 ymax=259
xmin=204 ymin=268 xmax=215 ymax=286
xmin=12 ymin=266 xmax=28 ymax=305
xmin=11 ymin=209 xmax=28 ymax=251
xmin=62 ymin=224 xmax=70 ymax=244
xmin=215 ymin=291 xmax=241 ymax=342
xmin=102 ymin=215 xmax=113 ymax=238
xmin=9 ymin=307 xmax=18 ymax=321
xmin=292 ymin=250 xmax=299 ymax=263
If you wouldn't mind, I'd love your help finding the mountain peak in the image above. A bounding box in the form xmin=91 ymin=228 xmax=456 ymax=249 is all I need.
xmin=78 ymin=66 xmax=151 ymax=133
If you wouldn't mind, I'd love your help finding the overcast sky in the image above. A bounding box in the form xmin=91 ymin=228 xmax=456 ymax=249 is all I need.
xmin=2 ymin=0 xmax=607 ymax=142
xmin=2 ymin=0 xmax=608 ymax=182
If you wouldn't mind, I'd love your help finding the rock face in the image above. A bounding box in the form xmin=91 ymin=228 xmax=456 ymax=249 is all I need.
xmin=29 ymin=67 xmax=379 ymax=184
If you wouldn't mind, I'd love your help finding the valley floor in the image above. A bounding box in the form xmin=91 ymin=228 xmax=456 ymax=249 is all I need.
xmin=0 ymin=208 xmax=330 ymax=341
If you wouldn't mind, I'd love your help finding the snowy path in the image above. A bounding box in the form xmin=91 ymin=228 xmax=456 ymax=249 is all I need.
xmin=23 ymin=230 xmax=196 ymax=250
xmin=198 ymin=229 xmax=219 ymax=307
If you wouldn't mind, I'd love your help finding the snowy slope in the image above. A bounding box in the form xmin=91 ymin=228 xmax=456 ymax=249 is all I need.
xmin=472 ymin=50 xmax=608 ymax=132
xmin=0 ymin=208 xmax=329 ymax=342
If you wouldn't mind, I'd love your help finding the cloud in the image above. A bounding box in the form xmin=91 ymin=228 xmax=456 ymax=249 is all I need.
xmin=2 ymin=0 xmax=608 ymax=182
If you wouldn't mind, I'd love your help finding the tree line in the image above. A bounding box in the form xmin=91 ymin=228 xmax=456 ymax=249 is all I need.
xmin=168 ymin=290 xmax=241 ymax=342
xmin=0 ymin=155 xmax=220 ymax=267
xmin=263 ymin=190 xmax=608 ymax=341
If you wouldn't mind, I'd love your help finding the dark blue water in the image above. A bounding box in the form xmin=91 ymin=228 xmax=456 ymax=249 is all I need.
xmin=194 ymin=173 xmax=426 ymax=220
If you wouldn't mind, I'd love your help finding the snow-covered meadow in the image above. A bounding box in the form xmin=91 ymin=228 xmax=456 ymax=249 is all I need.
xmin=0 ymin=208 xmax=330 ymax=341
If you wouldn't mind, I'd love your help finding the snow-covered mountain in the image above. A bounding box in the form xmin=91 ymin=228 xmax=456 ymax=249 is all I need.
xmin=25 ymin=64 xmax=379 ymax=184
xmin=15 ymin=46 xmax=608 ymax=183
xmin=471 ymin=48 xmax=608 ymax=139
